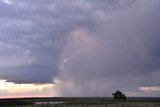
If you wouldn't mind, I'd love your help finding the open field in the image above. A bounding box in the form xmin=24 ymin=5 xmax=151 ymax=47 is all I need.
xmin=0 ymin=97 xmax=160 ymax=107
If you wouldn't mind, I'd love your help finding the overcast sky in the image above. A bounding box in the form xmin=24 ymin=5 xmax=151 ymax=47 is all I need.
xmin=0 ymin=0 xmax=160 ymax=97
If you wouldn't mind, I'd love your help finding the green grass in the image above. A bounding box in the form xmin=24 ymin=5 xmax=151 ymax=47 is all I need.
xmin=2 ymin=97 xmax=160 ymax=107
xmin=4 ymin=102 xmax=160 ymax=107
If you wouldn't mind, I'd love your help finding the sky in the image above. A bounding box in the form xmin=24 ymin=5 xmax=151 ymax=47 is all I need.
xmin=0 ymin=0 xmax=160 ymax=98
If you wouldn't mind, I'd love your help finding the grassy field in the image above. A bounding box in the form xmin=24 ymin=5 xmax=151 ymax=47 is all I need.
xmin=1 ymin=97 xmax=159 ymax=107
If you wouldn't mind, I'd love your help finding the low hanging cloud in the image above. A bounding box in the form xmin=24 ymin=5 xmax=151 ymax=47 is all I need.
xmin=0 ymin=0 xmax=160 ymax=97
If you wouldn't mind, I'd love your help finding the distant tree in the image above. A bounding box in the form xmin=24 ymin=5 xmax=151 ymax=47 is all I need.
xmin=112 ymin=90 xmax=126 ymax=100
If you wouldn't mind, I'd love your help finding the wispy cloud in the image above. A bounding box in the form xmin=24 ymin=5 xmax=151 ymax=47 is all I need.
xmin=140 ymin=86 xmax=160 ymax=92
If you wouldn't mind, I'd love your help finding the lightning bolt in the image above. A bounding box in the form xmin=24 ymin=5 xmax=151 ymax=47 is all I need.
xmin=64 ymin=49 xmax=81 ymax=63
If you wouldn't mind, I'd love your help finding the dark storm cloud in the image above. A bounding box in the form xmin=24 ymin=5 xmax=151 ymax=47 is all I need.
xmin=0 ymin=0 xmax=160 ymax=96
xmin=0 ymin=0 xmax=92 ymax=83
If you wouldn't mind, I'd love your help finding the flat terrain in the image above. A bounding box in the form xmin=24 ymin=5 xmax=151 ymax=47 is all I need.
xmin=0 ymin=97 xmax=160 ymax=107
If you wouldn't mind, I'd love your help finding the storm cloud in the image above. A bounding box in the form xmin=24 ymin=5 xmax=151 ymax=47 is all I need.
xmin=0 ymin=0 xmax=89 ymax=83
xmin=0 ymin=0 xmax=160 ymax=96
xmin=54 ymin=0 xmax=160 ymax=97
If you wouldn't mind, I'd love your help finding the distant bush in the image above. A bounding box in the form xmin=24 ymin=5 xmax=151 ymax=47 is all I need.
xmin=112 ymin=90 xmax=127 ymax=100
